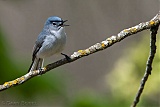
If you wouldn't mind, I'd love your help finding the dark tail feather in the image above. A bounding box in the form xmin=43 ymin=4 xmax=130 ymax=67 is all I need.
xmin=28 ymin=58 xmax=44 ymax=72
xmin=28 ymin=60 xmax=34 ymax=72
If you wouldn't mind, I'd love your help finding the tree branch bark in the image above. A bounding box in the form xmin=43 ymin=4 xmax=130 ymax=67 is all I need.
xmin=131 ymin=23 xmax=159 ymax=107
xmin=0 ymin=12 xmax=159 ymax=93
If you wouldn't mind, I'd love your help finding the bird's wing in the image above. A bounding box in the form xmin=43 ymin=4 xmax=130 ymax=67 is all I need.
xmin=32 ymin=43 xmax=42 ymax=61
xmin=32 ymin=33 xmax=46 ymax=61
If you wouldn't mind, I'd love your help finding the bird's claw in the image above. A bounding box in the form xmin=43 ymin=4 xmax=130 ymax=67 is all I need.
xmin=38 ymin=68 xmax=45 ymax=75
xmin=61 ymin=53 xmax=72 ymax=62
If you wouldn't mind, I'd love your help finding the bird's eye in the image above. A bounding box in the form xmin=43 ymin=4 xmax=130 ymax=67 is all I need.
xmin=52 ymin=23 xmax=56 ymax=26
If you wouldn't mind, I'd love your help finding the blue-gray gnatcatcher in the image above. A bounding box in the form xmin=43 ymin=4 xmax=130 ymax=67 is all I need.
xmin=28 ymin=16 xmax=68 ymax=72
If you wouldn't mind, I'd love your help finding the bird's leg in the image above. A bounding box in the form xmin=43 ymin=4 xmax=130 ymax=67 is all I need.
xmin=61 ymin=53 xmax=71 ymax=62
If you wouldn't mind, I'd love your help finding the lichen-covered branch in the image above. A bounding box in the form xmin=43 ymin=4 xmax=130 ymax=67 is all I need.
xmin=0 ymin=12 xmax=160 ymax=92
xmin=131 ymin=24 xmax=159 ymax=107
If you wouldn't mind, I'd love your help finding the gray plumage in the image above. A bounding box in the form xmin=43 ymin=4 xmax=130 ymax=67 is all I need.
xmin=28 ymin=16 xmax=68 ymax=72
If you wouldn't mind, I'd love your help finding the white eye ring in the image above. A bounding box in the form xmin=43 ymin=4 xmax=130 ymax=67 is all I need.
xmin=52 ymin=23 xmax=56 ymax=26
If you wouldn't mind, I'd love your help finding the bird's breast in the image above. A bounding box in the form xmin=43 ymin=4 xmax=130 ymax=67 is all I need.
xmin=37 ymin=28 xmax=66 ymax=58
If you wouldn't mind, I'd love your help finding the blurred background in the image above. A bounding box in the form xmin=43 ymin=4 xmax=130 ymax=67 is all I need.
xmin=0 ymin=0 xmax=159 ymax=107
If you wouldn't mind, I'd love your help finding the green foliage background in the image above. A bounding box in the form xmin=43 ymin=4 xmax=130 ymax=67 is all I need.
xmin=106 ymin=33 xmax=160 ymax=107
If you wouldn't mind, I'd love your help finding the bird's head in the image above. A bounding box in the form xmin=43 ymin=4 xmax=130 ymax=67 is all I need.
xmin=44 ymin=16 xmax=69 ymax=31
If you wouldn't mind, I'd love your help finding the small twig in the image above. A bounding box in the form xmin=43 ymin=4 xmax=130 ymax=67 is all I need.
xmin=0 ymin=12 xmax=160 ymax=92
xmin=131 ymin=24 xmax=159 ymax=107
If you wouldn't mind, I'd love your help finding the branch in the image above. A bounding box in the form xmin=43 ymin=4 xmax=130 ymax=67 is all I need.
xmin=131 ymin=23 xmax=159 ymax=107
xmin=0 ymin=12 xmax=160 ymax=92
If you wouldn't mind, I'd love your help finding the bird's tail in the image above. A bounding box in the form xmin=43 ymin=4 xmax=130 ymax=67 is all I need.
xmin=28 ymin=58 xmax=44 ymax=72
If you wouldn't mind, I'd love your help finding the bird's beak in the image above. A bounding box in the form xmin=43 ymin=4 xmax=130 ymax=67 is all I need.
xmin=61 ymin=20 xmax=69 ymax=27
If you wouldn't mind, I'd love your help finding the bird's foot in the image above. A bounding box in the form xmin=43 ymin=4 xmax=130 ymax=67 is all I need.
xmin=61 ymin=53 xmax=72 ymax=62
xmin=38 ymin=68 xmax=45 ymax=75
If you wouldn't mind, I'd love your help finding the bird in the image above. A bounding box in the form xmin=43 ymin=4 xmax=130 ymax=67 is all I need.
xmin=28 ymin=16 xmax=69 ymax=73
